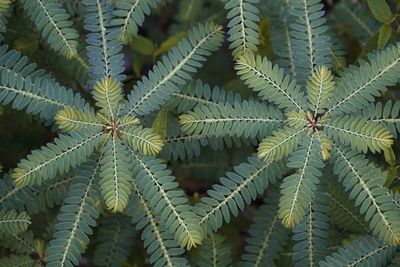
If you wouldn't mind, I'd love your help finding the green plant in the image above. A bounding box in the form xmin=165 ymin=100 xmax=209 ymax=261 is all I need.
xmin=1 ymin=0 xmax=400 ymax=266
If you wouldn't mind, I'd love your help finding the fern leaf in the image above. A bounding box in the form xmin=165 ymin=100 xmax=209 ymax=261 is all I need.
xmin=292 ymin=189 xmax=329 ymax=267
xmin=93 ymin=77 xmax=123 ymax=120
xmin=125 ymin=22 xmax=223 ymax=116
xmin=0 ymin=255 xmax=39 ymax=267
xmin=361 ymin=101 xmax=400 ymax=138
xmin=20 ymin=0 xmax=79 ymax=58
xmin=315 ymin=130 xmax=331 ymax=161
xmin=196 ymin=233 xmax=232 ymax=267
xmin=83 ymin=0 xmax=125 ymax=84
xmin=112 ymin=0 xmax=161 ymax=43
xmin=279 ymin=135 xmax=325 ymax=228
xmin=1 ymin=231 xmax=36 ymax=255
xmin=323 ymin=117 xmax=393 ymax=154
xmin=99 ymin=135 xmax=132 ymax=212
xmin=320 ymin=235 xmax=396 ymax=267
xmin=196 ymin=156 xmax=286 ymax=233
xmin=331 ymin=145 xmax=400 ymax=245
xmin=55 ymin=107 xmax=102 ymax=132
xmin=179 ymin=100 xmax=283 ymax=139
xmin=258 ymin=126 xmax=307 ymax=162
xmin=129 ymin=150 xmax=202 ymax=249
xmin=328 ymin=43 xmax=400 ymax=115
xmin=286 ymin=112 xmax=308 ymax=129
xmin=235 ymin=53 xmax=308 ymax=111
xmin=46 ymin=159 xmax=100 ymax=267
xmin=121 ymin=125 xmax=164 ymax=155
xmin=128 ymin=182 xmax=189 ymax=267
xmin=239 ymin=190 xmax=288 ymax=267
xmin=223 ymin=0 xmax=260 ymax=57
xmin=12 ymin=129 xmax=101 ymax=186
xmin=0 ymin=209 xmax=31 ymax=237
xmin=307 ymin=66 xmax=335 ymax=113
xmin=93 ymin=216 xmax=135 ymax=267
xmin=289 ymin=0 xmax=331 ymax=83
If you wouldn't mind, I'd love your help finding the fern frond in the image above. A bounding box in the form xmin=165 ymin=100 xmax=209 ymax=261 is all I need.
xmin=223 ymin=0 xmax=260 ymax=57
xmin=196 ymin=233 xmax=232 ymax=267
xmin=0 ymin=255 xmax=39 ymax=267
xmin=55 ymin=107 xmax=102 ymax=132
xmin=129 ymin=150 xmax=202 ymax=249
xmin=239 ymin=190 xmax=288 ymax=267
xmin=83 ymin=0 xmax=125 ymax=84
xmin=361 ymin=101 xmax=400 ymax=138
xmin=0 ymin=209 xmax=30 ymax=237
xmin=289 ymin=0 xmax=331 ymax=83
xmin=121 ymin=126 xmax=164 ymax=155
xmin=12 ymin=129 xmax=102 ymax=186
xmin=112 ymin=0 xmax=161 ymax=43
xmin=328 ymin=43 xmax=400 ymax=115
xmin=93 ymin=77 xmax=123 ymax=120
xmin=315 ymin=130 xmax=331 ymax=161
xmin=279 ymin=135 xmax=325 ymax=228
xmin=93 ymin=216 xmax=135 ymax=267
xmin=258 ymin=126 xmax=307 ymax=162
xmin=196 ymin=157 xmax=286 ymax=233
xmin=292 ymin=189 xmax=329 ymax=266
xmin=20 ymin=0 xmax=78 ymax=58
xmin=235 ymin=53 xmax=307 ymax=111
xmin=286 ymin=112 xmax=308 ymax=129
xmin=179 ymin=100 xmax=283 ymax=139
xmin=46 ymin=159 xmax=100 ymax=267
xmin=331 ymin=145 xmax=400 ymax=245
xmin=128 ymin=182 xmax=189 ymax=267
xmin=320 ymin=235 xmax=396 ymax=267
xmin=307 ymin=66 xmax=335 ymax=113
xmin=167 ymin=79 xmax=242 ymax=114
xmin=323 ymin=117 xmax=393 ymax=154
xmin=125 ymin=22 xmax=223 ymax=116
xmin=1 ymin=231 xmax=36 ymax=255
xmin=99 ymin=135 xmax=132 ymax=212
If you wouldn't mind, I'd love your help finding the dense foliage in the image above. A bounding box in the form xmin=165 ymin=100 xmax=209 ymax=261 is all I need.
xmin=1 ymin=0 xmax=400 ymax=266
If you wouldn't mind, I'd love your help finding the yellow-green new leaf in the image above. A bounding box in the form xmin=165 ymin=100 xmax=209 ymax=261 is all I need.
xmin=307 ymin=66 xmax=335 ymax=113
xmin=55 ymin=107 xmax=103 ymax=132
xmin=367 ymin=0 xmax=393 ymax=23
xmin=93 ymin=77 xmax=123 ymax=120
xmin=121 ymin=126 xmax=164 ymax=155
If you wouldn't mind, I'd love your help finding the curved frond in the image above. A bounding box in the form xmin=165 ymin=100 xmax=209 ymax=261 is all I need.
xmin=196 ymin=157 xmax=286 ymax=233
xmin=20 ymin=0 xmax=78 ymax=58
xmin=55 ymin=107 xmax=102 ymax=132
xmin=239 ymin=190 xmax=288 ymax=267
xmin=0 ymin=231 xmax=36 ymax=255
xmin=12 ymin=129 xmax=102 ymax=186
xmin=112 ymin=0 xmax=161 ymax=43
xmin=323 ymin=117 xmax=393 ymax=154
xmin=235 ymin=53 xmax=307 ymax=111
xmin=289 ymin=0 xmax=331 ymax=83
xmin=0 ymin=209 xmax=30 ymax=237
xmin=121 ymin=126 xmax=164 ymax=155
xmin=258 ymin=126 xmax=307 ymax=162
xmin=0 ymin=255 xmax=39 ymax=267
xmin=180 ymin=100 xmax=283 ymax=139
xmin=93 ymin=77 xmax=123 ymax=120
xmin=320 ymin=235 xmax=396 ymax=267
xmin=83 ymin=0 xmax=125 ymax=84
xmin=129 ymin=150 xmax=202 ymax=249
xmin=307 ymin=66 xmax=335 ymax=113
xmin=223 ymin=0 xmax=260 ymax=57
xmin=197 ymin=233 xmax=232 ymax=267
xmin=328 ymin=43 xmax=400 ymax=115
xmin=331 ymin=145 xmax=400 ymax=245
xmin=93 ymin=216 xmax=135 ymax=267
xmin=279 ymin=135 xmax=325 ymax=228
xmin=125 ymin=22 xmax=224 ymax=116
xmin=361 ymin=101 xmax=400 ymax=138
xmin=46 ymin=159 xmax=100 ymax=267
xmin=99 ymin=136 xmax=132 ymax=212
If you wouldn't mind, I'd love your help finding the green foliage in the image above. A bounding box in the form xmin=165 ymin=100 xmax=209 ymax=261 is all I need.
xmin=0 ymin=209 xmax=30 ymax=237
xmin=0 ymin=255 xmax=39 ymax=267
xmin=196 ymin=233 xmax=232 ymax=267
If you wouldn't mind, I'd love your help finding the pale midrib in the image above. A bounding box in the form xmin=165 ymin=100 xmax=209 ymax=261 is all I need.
xmin=35 ymin=0 xmax=75 ymax=56
xmin=131 ymin=151 xmax=197 ymax=246
xmin=283 ymin=17 xmax=297 ymax=80
xmin=121 ymin=0 xmax=140 ymax=38
xmin=127 ymin=27 xmax=222 ymax=115
xmin=11 ymin=233 xmax=35 ymax=253
xmin=0 ymin=218 xmax=31 ymax=225
xmin=254 ymin=214 xmax=278 ymax=267
xmin=133 ymin=182 xmax=174 ymax=267
xmin=302 ymin=0 xmax=315 ymax=71
xmin=166 ymin=133 xmax=213 ymax=142
xmin=340 ymin=4 xmax=374 ymax=37
xmin=57 ymin=115 xmax=103 ymax=128
xmin=111 ymin=136 xmax=120 ymax=211
xmin=96 ymin=0 xmax=111 ymax=77
xmin=323 ymin=124 xmax=387 ymax=143
xmin=198 ymin=162 xmax=270 ymax=226
xmin=238 ymin=0 xmax=247 ymax=54
xmin=328 ymin=57 xmax=400 ymax=114
xmin=259 ymin=128 xmax=306 ymax=159
xmin=121 ymin=129 xmax=158 ymax=150
xmin=307 ymin=205 xmax=315 ymax=267
xmin=184 ymin=117 xmax=283 ymax=124
xmin=211 ymin=234 xmax=217 ymax=267
xmin=334 ymin=145 xmax=397 ymax=238
xmin=348 ymin=245 xmax=389 ymax=267
xmin=172 ymin=92 xmax=217 ymax=106
xmin=238 ymin=61 xmax=304 ymax=112
xmin=314 ymin=75 xmax=324 ymax=114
